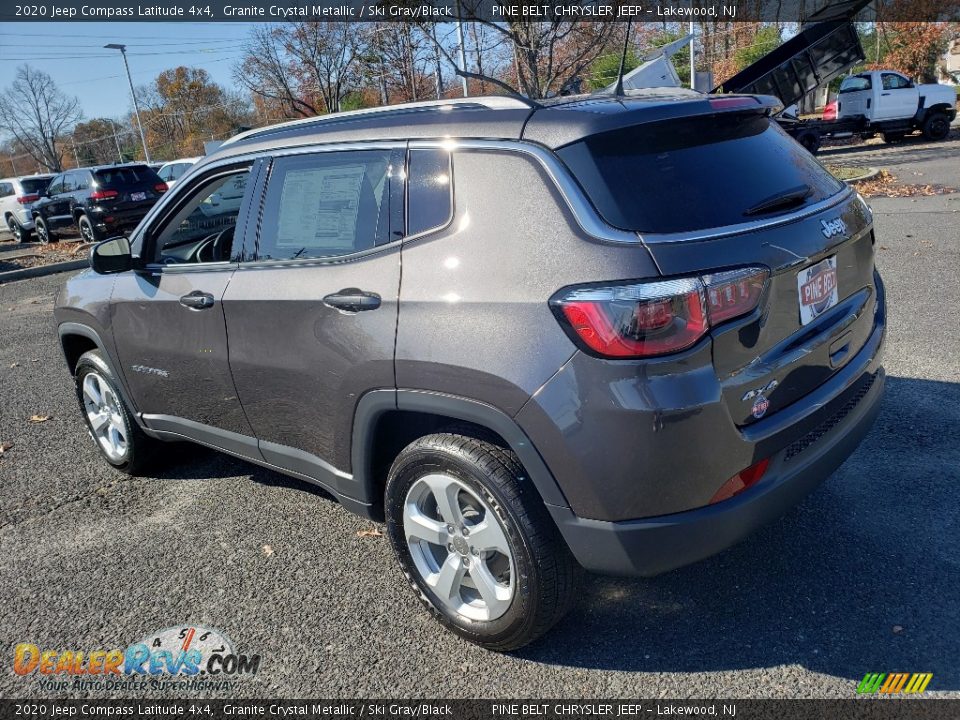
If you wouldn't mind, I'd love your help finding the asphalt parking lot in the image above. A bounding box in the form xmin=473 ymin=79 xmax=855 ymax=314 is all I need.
xmin=1 ymin=137 xmax=958 ymax=699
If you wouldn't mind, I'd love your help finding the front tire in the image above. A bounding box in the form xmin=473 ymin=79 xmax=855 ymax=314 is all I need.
xmin=6 ymin=215 xmax=30 ymax=243
xmin=77 ymin=214 xmax=104 ymax=243
xmin=922 ymin=112 xmax=950 ymax=141
xmin=74 ymin=350 xmax=159 ymax=475
xmin=34 ymin=216 xmax=53 ymax=245
xmin=385 ymin=432 xmax=580 ymax=651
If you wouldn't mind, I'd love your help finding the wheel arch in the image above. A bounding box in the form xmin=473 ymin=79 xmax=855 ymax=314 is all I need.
xmin=57 ymin=322 xmax=142 ymax=421
xmin=351 ymin=389 xmax=570 ymax=521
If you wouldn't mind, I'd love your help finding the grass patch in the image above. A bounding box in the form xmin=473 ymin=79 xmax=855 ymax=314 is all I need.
xmin=825 ymin=164 xmax=869 ymax=181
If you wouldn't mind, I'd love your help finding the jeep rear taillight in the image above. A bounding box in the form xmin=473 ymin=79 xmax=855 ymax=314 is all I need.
xmin=154 ymin=182 xmax=168 ymax=193
xmin=17 ymin=194 xmax=40 ymax=204
xmin=89 ymin=189 xmax=118 ymax=200
xmin=551 ymin=267 xmax=768 ymax=359
xmin=702 ymin=267 xmax=768 ymax=325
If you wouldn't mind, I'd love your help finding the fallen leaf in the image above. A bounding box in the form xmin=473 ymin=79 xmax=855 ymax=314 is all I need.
xmin=30 ymin=359 xmax=39 ymax=363
xmin=28 ymin=414 xmax=52 ymax=423
xmin=356 ymin=528 xmax=383 ymax=538
xmin=893 ymin=625 xmax=904 ymax=634
xmin=262 ymin=545 xmax=274 ymax=557
xmin=0 ymin=441 xmax=12 ymax=454
xmin=9 ymin=362 xmax=18 ymax=368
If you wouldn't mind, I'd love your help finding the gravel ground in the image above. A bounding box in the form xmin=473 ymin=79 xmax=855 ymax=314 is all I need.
xmin=0 ymin=150 xmax=958 ymax=699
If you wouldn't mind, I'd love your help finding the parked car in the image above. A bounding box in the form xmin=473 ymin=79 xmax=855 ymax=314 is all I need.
xmin=54 ymin=94 xmax=886 ymax=650
xmin=0 ymin=174 xmax=55 ymax=243
xmin=157 ymin=157 xmax=201 ymax=188
xmin=32 ymin=164 xmax=167 ymax=244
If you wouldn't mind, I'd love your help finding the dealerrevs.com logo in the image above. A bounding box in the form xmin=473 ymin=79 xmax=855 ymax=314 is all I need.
xmin=13 ymin=625 xmax=260 ymax=692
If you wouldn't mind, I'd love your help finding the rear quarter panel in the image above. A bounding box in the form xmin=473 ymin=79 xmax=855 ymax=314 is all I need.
xmin=395 ymin=148 xmax=660 ymax=415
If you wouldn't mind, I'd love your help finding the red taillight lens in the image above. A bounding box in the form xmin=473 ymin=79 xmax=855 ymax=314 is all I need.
xmin=703 ymin=267 xmax=768 ymax=325
xmin=154 ymin=182 xmax=168 ymax=193
xmin=17 ymin=194 xmax=40 ymax=204
xmin=552 ymin=268 xmax=768 ymax=359
xmin=557 ymin=279 xmax=707 ymax=358
xmin=709 ymin=458 xmax=770 ymax=504
xmin=89 ymin=189 xmax=119 ymax=201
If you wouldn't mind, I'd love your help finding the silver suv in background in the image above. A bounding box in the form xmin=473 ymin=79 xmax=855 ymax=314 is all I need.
xmin=0 ymin=174 xmax=55 ymax=242
xmin=55 ymin=93 xmax=886 ymax=650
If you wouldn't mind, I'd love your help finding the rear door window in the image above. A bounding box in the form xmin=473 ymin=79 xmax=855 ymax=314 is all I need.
xmin=557 ymin=114 xmax=844 ymax=234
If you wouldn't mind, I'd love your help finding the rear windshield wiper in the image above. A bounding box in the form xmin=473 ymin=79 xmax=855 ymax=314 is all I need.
xmin=743 ymin=185 xmax=813 ymax=217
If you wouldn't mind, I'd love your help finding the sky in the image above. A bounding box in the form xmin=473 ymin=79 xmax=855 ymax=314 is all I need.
xmin=0 ymin=22 xmax=258 ymax=122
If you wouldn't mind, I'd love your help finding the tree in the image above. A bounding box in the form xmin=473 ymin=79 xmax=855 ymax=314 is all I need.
xmin=425 ymin=13 xmax=618 ymax=99
xmin=138 ymin=67 xmax=252 ymax=159
xmin=874 ymin=23 xmax=951 ymax=81
xmin=237 ymin=22 xmax=362 ymax=118
xmin=72 ymin=118 xmax=128 ymax=166
xmin=0 ymin=65 xmax=81 ymax=172
xmin=586 ymin=49 xmax=640 ymax=91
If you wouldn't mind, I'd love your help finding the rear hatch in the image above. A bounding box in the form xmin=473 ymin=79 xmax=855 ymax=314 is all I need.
xmin=555 ymin=107 xmax=878 ymax=427
xmin=92 ymin=165 xmax=165 ymax=212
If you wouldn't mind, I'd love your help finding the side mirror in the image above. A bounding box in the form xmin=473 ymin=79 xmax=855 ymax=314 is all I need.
xmin=90 ymin=236 xmax=132 ymax=275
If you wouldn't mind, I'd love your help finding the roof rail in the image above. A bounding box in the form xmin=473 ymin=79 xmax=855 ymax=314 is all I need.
xmin=221 ymin=96 xmax=536 ymax=147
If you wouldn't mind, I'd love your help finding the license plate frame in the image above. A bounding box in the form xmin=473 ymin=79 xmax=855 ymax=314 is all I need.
xmin=131 ymin=191 xmax=147 ymax=201
xmin=797 ymin=256 xmax=839 ymax=326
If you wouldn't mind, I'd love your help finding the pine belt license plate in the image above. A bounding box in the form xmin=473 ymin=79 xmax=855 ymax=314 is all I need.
xmin=798 ymin=256 xmax=839 ymax=325
xmin=131 ymin=191 xmax=146 ymax=201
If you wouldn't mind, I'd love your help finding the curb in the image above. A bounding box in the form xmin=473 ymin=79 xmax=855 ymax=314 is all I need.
xmin=844 ymin=167 xmax=882 ymax=184
xmin=0 ymin=259 xmax=88 ymax=284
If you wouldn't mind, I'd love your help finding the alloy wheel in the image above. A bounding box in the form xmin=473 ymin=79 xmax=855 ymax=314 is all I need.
xmin=81 ymin=371 xmax=129 ymax=462
xmin=403 ymin=473 xmax=514 ymax=622
xmin=79 ymin=218 xmax=94 ymax=243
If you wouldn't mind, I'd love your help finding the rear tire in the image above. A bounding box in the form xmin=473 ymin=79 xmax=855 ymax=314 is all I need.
xmin=34 ymin=216 xmax=53 ymax=245
xmin=5 ymin=215 xmax=30 ymax=243
xmin=921 ymin=112 xmax=950 ymax=141
xmin=78 ymin=214 xmax=104 ymax=243
xmin=385 ymin=431 xmax=581 ymax=651
xmin=74 ymin=349 xmax=160 ymax=475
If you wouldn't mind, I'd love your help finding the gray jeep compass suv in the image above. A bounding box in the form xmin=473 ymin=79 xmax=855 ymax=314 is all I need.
xmin=54 ymin=92 xmax=886 ymax=650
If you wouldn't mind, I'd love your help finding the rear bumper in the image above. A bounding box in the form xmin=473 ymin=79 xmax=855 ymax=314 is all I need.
xmin=550 ymin=362 xmax=884 ymax=576
xmin=88 ymin=206 xmax=151 ymax=233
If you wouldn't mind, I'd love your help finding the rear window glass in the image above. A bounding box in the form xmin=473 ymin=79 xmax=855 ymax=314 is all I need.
xmin=94 ymin=166 xmax=161 ymax=187
xmin=20 ymin=177 xmax=52 ymax=193
xmin=557 ymin=114 xmax=844 ymax=234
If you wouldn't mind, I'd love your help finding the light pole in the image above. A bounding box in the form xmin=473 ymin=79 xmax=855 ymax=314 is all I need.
xmin=104 ymin=43 xmax=151 ymax=164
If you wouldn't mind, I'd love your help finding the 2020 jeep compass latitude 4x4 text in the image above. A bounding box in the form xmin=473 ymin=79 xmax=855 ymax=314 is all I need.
xmin=55 ymin=92 xmax=886 ymax=650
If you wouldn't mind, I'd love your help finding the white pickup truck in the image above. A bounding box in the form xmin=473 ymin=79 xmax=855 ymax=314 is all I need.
xmin=836 ymin=69 xmax=956 ymax=140
xmin=782 ymin=69 xmax=957 ymax=152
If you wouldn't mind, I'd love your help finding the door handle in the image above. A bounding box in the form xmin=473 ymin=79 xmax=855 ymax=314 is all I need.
xmin=179 ymin=291 xmax=215 ymax=310
xmin=881 ymin=92 xmax=891 ymax=96
xmin=323 ymin=288 xmax=381 ymax=313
